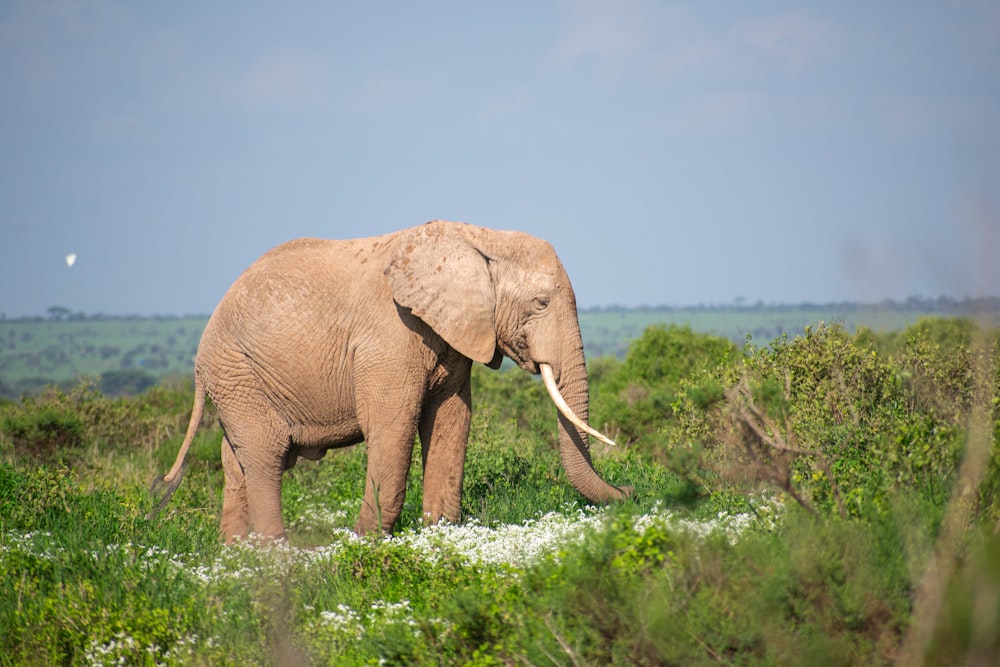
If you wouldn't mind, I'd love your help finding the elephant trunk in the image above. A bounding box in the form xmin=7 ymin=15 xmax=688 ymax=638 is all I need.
xmin=543 ymin=345 xmax=630 ymax=503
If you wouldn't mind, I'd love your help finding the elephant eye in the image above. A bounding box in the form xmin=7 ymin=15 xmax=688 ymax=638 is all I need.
xmin=533 ymin=295 xmax=550 ymax=311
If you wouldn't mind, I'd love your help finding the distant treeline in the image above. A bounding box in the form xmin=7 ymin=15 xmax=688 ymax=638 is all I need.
xmin=585 ymin=295 xmax=1000 ymax=314
xmin=2 ymin=307 xmax=212 ymax=323
xmin=6 ymin=295 xmax=999 ymax=323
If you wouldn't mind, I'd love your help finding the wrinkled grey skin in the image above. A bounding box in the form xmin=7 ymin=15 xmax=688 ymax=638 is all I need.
xmin=151 ymin=220 xmax=630 ymax=540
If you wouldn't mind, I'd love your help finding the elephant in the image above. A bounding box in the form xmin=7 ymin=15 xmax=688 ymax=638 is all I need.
xmin=151 ymin=220 xmax=630 ymax=541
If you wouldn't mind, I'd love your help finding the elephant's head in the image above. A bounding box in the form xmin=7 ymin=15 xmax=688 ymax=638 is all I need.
xmin=386 ymin=220 xmax=630 ymax=503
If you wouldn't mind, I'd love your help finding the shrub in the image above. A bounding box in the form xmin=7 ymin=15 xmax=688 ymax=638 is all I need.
xmin=522 ymin=506 xmax=912 ymax=666
xmin=0 ymin=391 xmax=86 ymax=462
xmin=591 ymin=324 xmax=741 ymax=450
xmin=893 ymin=317 xmax=998 ymax=422
xmin=98 ymin=369 xmax=158 ymax=396
xmin=471 ymin=364 xmax=553 ymax=439
xmin=670 ymin=321 xmax=999 ymax=521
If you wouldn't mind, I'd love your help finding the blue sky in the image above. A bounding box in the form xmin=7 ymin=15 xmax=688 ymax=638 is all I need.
xmin=2 ymin=1 xmax=998 ymax=318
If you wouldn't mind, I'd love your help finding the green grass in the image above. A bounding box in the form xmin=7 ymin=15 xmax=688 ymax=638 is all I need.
xmin=0 ymin=411 xmax=707 ymax=666
xmin=1 ymin=317 xmax=999 ymax=664
xmin=0 ymin=316 xmax=205 ymax=398
xmin=3 ymin=448 xmax=996 ymax=665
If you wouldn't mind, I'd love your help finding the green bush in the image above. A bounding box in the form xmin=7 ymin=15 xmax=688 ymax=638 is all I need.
xmin=669 ymin=321 xmax=999 ymax=523
xmin=893 ymin=317 xmax=998 ymax=422
xmin=520 ymin=506 xmax=915 ymax=666
xmin=471 ymin=364 xmax=554 ymax=439
xmin=0 ymin=379 xmax=215 ymax=469
xmin=591 ymin=324 xmax=741 ymax=450
xmin=98 ymin=369 xmax=159 ymax=396
xmin=923 ymin=526 xmax=1000 ymax=663
xmin=0 ymin=392 xmax=86 ymax=461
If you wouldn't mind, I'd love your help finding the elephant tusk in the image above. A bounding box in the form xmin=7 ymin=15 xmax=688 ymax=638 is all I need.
xmin=540 ymin=363 xmax=617 ymax=447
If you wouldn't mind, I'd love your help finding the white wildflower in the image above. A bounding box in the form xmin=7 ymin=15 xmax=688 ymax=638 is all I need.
xmin=82 ymin=631 xmax=138 ymax=667
xmin=289 ymin=504 xmax=353 ymax=532
xmin=320 ymin=604 xmax=364 ymax=637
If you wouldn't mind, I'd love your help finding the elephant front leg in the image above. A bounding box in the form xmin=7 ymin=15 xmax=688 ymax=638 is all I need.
xmin=419 ymin=379 xmax=472 ymax=526
xmin=354 ymin=390 xmax=422 ymax=535
xmin=356 ymin=433 xmax=417 ymax=535
xmin=353 ymin=362 xmax=440 ymax=535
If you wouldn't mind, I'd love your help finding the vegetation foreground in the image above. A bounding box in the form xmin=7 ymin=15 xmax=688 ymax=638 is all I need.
xmin=1 ymin=318 xmax=999 ymax=665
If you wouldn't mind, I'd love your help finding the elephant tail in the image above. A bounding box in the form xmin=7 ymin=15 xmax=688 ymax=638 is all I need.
xmin=148 ymin=375 xmax=206 ymax=519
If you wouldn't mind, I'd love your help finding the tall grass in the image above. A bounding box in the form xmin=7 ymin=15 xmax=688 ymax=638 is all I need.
xmin=1 ymin=318 xmax=998 ymax=665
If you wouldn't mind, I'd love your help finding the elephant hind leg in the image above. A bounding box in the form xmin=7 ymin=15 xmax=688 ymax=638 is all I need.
xmin=244 ymin=466 xmax=287 ymax=542
xmin=220 ymin=434 xmax=250 ymax=543
xmin=217 ymin=405 xmax=290 ymax=542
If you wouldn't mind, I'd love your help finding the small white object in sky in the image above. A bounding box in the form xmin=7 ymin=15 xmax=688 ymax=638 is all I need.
xmin=65 ymin=253 xmax=77 ymax=268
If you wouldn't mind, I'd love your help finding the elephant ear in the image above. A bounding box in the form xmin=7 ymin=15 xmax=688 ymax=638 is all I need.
xmin=385 ymin=225 xmax=498 ymax=364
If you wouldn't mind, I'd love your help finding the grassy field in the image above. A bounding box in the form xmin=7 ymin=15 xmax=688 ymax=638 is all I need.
xmin=3 ymin=298 xmax=998 ymax=398
xmin=1 ymin=317 xmax=998 ymax=664
xmin=0 ymin=316 xmax=205 ymax=397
